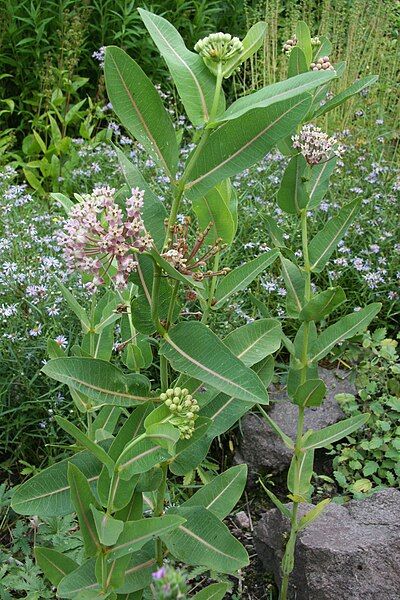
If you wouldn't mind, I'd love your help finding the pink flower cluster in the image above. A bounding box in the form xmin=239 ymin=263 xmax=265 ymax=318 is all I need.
xmin=292 ymin=124 xmax=344 ymax=165
xmin=57 ymin=186 xmax=153 ymax=289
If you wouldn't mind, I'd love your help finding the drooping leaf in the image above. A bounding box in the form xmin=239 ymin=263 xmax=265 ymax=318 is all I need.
xmin=68 ymin=463 xmax=101 ymax=556
xmin=308 ymin=198 xmax=361 ymax=272
xmin=11 ymin=450 xmax=102 ymax=516
xmin=42 ymin=357 xmax=154 ymax=408
xmin=280 ymin=256 xmax=305 ymax=316
xmin=138 ymin=9 xmax=225 ymax=125
xmin=313 ymin=75 xmax=378 ymax=118
xmin=161 ymin=506 xmax=249 ymax=574
xmin=182 ymin=465 xmax=247 ymax=519
xmin=115 ymin=148 xmax=167 ymax=249
xmin=293 ymin=378 xmax=327 ymax=408
xmin=213 ymin=250 xmax=279 ymax=309
xmin=302 ymin=414 xmax=369 ymax=450
xmin=277 ymin=154 xmax=309 ymax=214
xmin=104 ymin=46 xmax=179 ymax=176
xmin=160 ymin=322 xmax=268 ymax=405
xmin=298 ymin=498 xmax=331 ymax=531
xmin=90 ymin=505 xmax=124 ymax=546
xmin=258 ymin=480 xmax=292 ymax=519
xmin=184 ymin=95 xmax=312 ymax=199
xmin=34 ymin=547 xmax=78 ymax=586
xmin=55 ymin=416 xmax=115 ymax=474
xmin=299 ymin=287 xmax=346 ymax=321
xmin=307 ymin=156 xmax=338 ymax=209
xmin=309 ymin=303 xmax=381 ymax=362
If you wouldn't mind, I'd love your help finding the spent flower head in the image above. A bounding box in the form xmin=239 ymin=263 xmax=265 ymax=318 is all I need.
xmin=57 ymin=186 xmax=153 ymax=290
xmin=195 ymin=32 xmax=243 ymax=67
xmin=292 ymin=124 xmax=344 ymax=164
xmin=160 ymin=387 xmax=200 ymax=439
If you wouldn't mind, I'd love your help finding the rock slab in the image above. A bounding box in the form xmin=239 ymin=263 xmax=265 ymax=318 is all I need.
xmin=237 ymin=368 xmax=351 ymax=474
xmin=254 ymin=488 xmax=400 ymax=600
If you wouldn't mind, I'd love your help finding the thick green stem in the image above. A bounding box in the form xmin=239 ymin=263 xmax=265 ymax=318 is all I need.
xmin=202 ymin=251 xmax=220 ymax=324
xmin=154 ymin=462 xmax=168 ymax=566
xmin=160 ymin=354 xmax=169 ymax=390
xmin=280 ymin=210 xmax=313 ymax=600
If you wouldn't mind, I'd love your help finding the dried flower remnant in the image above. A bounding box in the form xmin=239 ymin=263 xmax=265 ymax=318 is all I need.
xmin=161 ymin=219 xmax=230 ymax=281
xmin=57 ymin=186 xmax=153 ymax=289
xmin=292 ymin=124 xmax=344 ymax=165
xmin=160 ymin=387 xmax=200 ymax=439
xmin=194 ymin=32 xmax=243 ymax=63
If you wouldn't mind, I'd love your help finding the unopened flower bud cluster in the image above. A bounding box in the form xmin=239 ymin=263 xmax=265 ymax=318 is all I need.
xmin=194 ymin=32 xmax=243 ymax=63
xmin=57 ymin=186 xmax=153 ymax=290
xmin=160 ymin=387 xmax=199 ymax=439
xmin=292 ymin=124 xmax=344 ymax=165
xmin=310 ymin=56 xmax=333 ymax=71
xmin=283 ymin=34 xmax=320 ymax=55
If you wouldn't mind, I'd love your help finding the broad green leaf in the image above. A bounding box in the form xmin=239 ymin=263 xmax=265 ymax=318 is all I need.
xmin=47 ymin=338 xmax=65 ymax=359
xmin=160 ymin=322 xmax=268 ymax=405
xmin=223 ymin=319 xmax=282 ymax=366
xmin=115 ymin=148 xmax=167 ymax=249
xmin=56 ymin=416 xmax=114 ymax=474
xmin=277 ymin=154 xmax=309 ymax=214
xmin=161 ymin=506 xmax=249 ymax=574
xmin=287 ymin=47 xmax=308 ymax=78
xmin=11 ymin=450 xmax=102 ymax=516
xmin=313 ymin=75 xmax=378 ymax=118
xmin=221 ymin=70 xmax=335 ymax=123
xmin=309 ymin=199 xmax=361 ymax=272
xmin=57 ymin=559 xmax=98 ymax=598
xmin=309 ymin=303 xmax=382 ymax=362
xmin=223 ymin=21 xmax=266 ymax=78
xmin=145 ymin=422 xmax=180 ymax=452
xmin=192 ymin=583 xmax=230 ymax=600
xmin=298 ymin=498 xmax=330 ymax=531
xmin=280 ymin=256 xmax=305 ymax=316
xmin=293 ymin=378 xmax=327 ymax=408
xmin=107 ymin=515 xmax=185 ymax=560
xmin=299 ymin=287 xmax=346 ymax=321
xmin=168 ymin=418 xmax=212 ymax=476
xmin=98 ymin=405 xmax=151 ymax=510
xmin=68 ymin=463 xmax=100 ymax=556
xmin=193 ymin=185 xmax=236 ymax=245
xmin=184 ymin=94 xmax=312 ymax=199
xmin=91 ymin=505 xmax=124 ymax=546
xmin=308 ymin=156 xmax=338 ymax=209
xmin=138 ymin=9 xmax=225 ymax=125
xmin=34 ymin=547 xmax=78 ymax=586
xmin=182 ymin=465 xmax=247 ymax=519
xmin=296 ymin=21 xmax=312 ymax=64
xmin=287 ymin=449 xmax=314 ymax=496
xmin=104 ymin=46 xmax=178 ymax=176
xmin=56 ymin=278 xmax=91 ymax=332
xmin=213 ymin=250 xmax=279 ymax=309
xmin=302 ymin=414 xmax=370 ymax=450
xmin=287 ymin=322 xmax=318 ymax=397
xmin=263 ymin=216 xmax=285 ymax=248
xmin=116 ymin=438 xmax=170 ymax=480
xmin=115 ymin=542 xmax=156 ymax=594
xmin=92 ymin=406 xmax=122 ymax=437
xmin=42 ymin=357 xmax=154 ymax=408
xmin=313 ymin=36 xmax=333 ymax=61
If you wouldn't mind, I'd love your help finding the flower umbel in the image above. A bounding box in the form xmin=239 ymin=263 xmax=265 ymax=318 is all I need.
xmin=57 ymin=186 xmax=153 ymax=289
xmin=160 ymin=387 xmax=200 ymax=439
xmin=195 ymin=32 xmax=243 ymax=66
xmin=151 ymin=563 xmax=187 ymax=599
xmin=292 ymin=124 xmax=343 ymax=165
xmin=310 ymin=55 xmax=334 ymax=71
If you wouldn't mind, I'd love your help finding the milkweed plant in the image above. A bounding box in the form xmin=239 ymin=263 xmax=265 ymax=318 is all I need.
xmin=11 ymin=12 xmax=379 ymax=600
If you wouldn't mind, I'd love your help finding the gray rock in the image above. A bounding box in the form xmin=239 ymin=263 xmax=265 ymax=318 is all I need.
xmin=254 ymin=488 xmax=400 ymax=600
xmin=236 ymin=368 xmax=351 ymax=475
xmin=235 ymin=510 xmax=251 ymax=530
